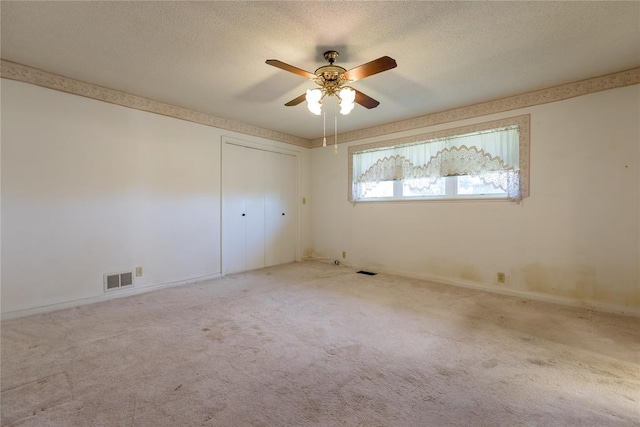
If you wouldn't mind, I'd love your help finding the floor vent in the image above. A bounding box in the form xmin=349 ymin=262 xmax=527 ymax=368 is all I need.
xmin=104 ymin=271 xmax=134 ymax=292
xmin=357 ymin=270 xmax=377 ymax=276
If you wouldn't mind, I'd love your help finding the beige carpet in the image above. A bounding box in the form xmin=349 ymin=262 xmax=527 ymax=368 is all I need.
xmin=2 ymin=261 xmax=639 ymax=426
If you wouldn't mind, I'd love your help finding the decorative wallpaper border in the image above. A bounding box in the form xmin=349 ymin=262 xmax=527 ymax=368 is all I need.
xmin=2 ymin=59 xmax=638 ymax=150
xmin=312 ymin=67 xmax=640 ymax=147
xmin=347 ymin=115 xmax=531 ymax=201
xmin=0 ymin=59 xmax=310 ymax=148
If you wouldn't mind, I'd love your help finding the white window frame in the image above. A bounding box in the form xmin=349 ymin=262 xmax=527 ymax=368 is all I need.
xmin=348 ymin=115 xmax=530 ymax=203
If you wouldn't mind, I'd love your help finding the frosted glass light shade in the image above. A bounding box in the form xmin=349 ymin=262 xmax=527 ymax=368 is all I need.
xmin=339 ymin=87 xmax=356 ymax=115
xmin=306 ymin=88 xmax=323 ymax=115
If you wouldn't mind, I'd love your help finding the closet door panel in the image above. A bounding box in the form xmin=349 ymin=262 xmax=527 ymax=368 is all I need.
xmin=264 ymin=151 xmax=282 ymax=267
xmin=245 ymin=149 xmax=265 ymax=271
xmin=223 ymin=144 xmax=249 ymax=274
xmin=265 ymin=151 xmax=297 ymax=267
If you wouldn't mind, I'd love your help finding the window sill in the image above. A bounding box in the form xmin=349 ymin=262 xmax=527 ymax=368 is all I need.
xmin=351 ymin=195 xmax=513 ymax=204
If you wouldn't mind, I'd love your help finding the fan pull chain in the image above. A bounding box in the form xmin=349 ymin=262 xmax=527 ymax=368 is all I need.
xmin=334 ymin=116 xmax=338 ymax=154
xmin=322 ymin=111 xmax=327 ymax=147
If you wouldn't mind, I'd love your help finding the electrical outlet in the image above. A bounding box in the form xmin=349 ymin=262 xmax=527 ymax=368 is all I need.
xmin=135 ymin=266 xmax=143 ymax=277
xmin=497 ymin=272 xmax=505 ymax=283
xmin=342 ymin=251 xmax=346 ymax=259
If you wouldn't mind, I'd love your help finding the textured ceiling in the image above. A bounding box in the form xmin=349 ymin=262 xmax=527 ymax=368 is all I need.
xmin=2 ymin=1 xmax=639 ymax=140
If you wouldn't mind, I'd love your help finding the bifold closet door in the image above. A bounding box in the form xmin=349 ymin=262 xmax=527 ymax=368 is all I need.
xmin=264 ymin=151 xmax=297 ymax=267
xmin=223 ymin=143 xmax=297 ymax=274
xmin=224 ymin=144 xmax=265 ymax=274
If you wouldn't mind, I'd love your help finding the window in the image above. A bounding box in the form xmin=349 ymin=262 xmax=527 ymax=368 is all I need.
xmin=348 ymin=115 xmax=530 ymax=202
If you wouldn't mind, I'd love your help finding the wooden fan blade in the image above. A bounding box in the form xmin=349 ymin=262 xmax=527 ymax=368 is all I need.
xmin=343 ymin=56 xmax=397 ymax=82
xmin=285 ymin=93 xmax=307 ymax=106
xmin=354 ymin=90 xmax=380 ymax=109
xmin=266 ymin=59 xmax=317 ymax=80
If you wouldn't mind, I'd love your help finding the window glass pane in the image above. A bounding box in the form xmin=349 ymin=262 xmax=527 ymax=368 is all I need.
xmin=457 ymin=175 xmax=506 ymax=195
xmin=356 ymin=181 xmax=394 ymax=199
xmin=403 ymin=177 xmax=446 ymax=197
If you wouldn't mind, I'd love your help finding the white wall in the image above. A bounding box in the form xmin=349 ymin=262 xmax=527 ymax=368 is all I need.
xmin=1 ymin=79 xmax=312 ymax=317
xmin=311 ymin=85 xmax=640 ymax=315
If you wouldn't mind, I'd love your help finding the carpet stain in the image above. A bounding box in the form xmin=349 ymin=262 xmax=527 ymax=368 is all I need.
xmin=206 ymin=330 xmax=224 ymax=341
xmin=403 ymin=371 xmax=430 ymax=385
xmin=436 ymin=366 xmax=457 ymax=377
xmin=527 ymin=358 xmax=556 ymax=366
xmin=324 ymin=343 xmax=362 ymax=357
xmin=482 ymin=358 xmax=499 ymax=369
xmin=587 ymin=366 xmax=621 ymax=379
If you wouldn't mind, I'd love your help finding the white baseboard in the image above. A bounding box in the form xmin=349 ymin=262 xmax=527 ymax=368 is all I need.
xmin=1 ymin=272 xmax=223 ymax=320
xmin=316 ymin=260 xmax=640 ymax=318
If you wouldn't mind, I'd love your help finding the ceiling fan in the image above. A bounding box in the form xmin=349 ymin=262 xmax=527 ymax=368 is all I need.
xmin=266 ymin=50 xmax=397 ymax=115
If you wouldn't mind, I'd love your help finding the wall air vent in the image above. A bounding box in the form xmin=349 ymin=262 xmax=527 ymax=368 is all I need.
xmin=104 ymin=271 xmax=134 ymax=292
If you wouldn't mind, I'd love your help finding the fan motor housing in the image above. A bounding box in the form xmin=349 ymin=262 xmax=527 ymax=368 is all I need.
xmin=315 ymin=65 xmax=346 ymax=82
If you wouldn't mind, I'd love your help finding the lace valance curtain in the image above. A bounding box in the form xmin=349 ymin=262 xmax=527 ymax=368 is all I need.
xmin=352 ymin=127 xmax=521 ymax=200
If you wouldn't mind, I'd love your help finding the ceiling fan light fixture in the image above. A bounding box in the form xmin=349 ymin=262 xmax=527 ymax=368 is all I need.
xmin=268 ymin=51 xmax=396 ymax=115
xmin=339 ymin=87 xmax=356 ymax=115
xmin=306 ymin=88 xmax=323 ymax=115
